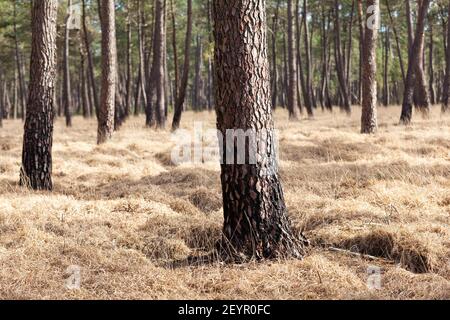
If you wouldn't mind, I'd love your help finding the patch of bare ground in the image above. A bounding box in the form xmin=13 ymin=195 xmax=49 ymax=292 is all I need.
xmin=0 ymin=106 xmax=449 ymax=299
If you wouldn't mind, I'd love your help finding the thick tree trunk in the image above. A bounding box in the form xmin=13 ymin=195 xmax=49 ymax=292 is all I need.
xmin=361 ymin=0 xmax=379 ymax=134
xmin=213 ymin=0 xmax=307 ymax=261
xmin=287 ymin=0 xmax=299 ymax=120
xmin=97 ymin=0 xmax=116 ymax=144
xmin=400 ymin=0 xmax=430 ymax=124
xmin=172 ymin=0 xmax=192 ymax=130
xmin=20 ymin=0 xmax=58 ymax=190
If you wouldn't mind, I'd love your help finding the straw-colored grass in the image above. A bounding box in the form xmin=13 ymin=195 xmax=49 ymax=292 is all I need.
xmin=0 ymin=106 xmax=449 ymax=299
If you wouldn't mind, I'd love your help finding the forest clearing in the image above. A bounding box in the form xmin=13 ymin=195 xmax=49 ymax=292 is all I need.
xmin=1 ymin=0 xmax=450 ymax=303
xmin=1 ymin=107 xmax=449 ymax=299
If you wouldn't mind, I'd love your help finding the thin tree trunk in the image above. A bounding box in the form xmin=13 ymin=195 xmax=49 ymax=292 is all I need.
xmin=63 ymin=0 xmax=72 ymax=127
xmin=386 ymin=0 xmax=406 ymax=85
xmin=442 ymin=0 xmax=450 ymax=113
xmin=97 ymin=0 xmax=117 ymax=144
xmin=82 ymin=0 xmax=99 ymax=118
xmin=14 ymin=1 xmax=27 ymax=120
xmin=125 ymin=0 xmax=132 ymax=118
xmin=361 ymin=0 xmax=379 ymax=134
xmin=334 ymin=0 xmax=351 ymax=114
xmin=428 ymin=20 xmax=436 ymax=105
xmin=383 ymin=27 xmax=390 ymax=106
xmin=172 ymin=0 xmax=192 ymax=130
xmin=287 ymin=0 xmax=299 ymax=120
xmin=271 ymin=0 xmax=280 ymax=110
xmin=150 ymin=0 xmax=166 ymax=128
xmin=20 ymin=0 xmax=58 ymax=190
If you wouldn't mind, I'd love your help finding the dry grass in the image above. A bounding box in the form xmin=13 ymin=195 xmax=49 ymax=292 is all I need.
xmin=0 ymin=106 xmax=449 ymax=300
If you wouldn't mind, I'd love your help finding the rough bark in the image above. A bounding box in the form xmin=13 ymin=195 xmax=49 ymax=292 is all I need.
xmin=361 ymin=0 xmax=379 ymax=134
xmin=213 ymin=0 xmax=308 ymax=261
xmin=20 ymin=0 xmax=58 ymax=191
xmin=97 ymin=0 xmax=116 ymax=144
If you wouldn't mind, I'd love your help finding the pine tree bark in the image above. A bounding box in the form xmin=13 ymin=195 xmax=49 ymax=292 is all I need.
xmin=400 ymin=0 xmax=430 ymax=124
xmin=213 ymin=0 xmax=307 ymax=260
xmin=97 ymin=0 xmax=116 ymax=144
xmin=20 ymin=0 xmax=58 ymax=191
xmin=361 ymin=0 xmax=379 ymax=134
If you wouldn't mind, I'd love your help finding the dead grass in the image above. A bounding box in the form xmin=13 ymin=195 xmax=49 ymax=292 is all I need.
xmin=0 ymin=106 xmax=449 ymax=299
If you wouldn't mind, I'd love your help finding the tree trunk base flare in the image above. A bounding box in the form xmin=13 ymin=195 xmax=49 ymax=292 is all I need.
xmin=400 ymin=102 xmax=413 ymax=125
xmin=214 ymin=164 xmax=309 ymax=262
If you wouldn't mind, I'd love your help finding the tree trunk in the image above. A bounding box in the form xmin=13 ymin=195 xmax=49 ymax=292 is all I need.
xmin=386 ymin=0 xmax=406 ymax=85
xmin=149 ymin=0 xmax=166 ymax=129
xmin=172 ymin=0 xmax=192 ymax=130
xmin=271 ymin=0 xmax=280 ymax=110
xmin=20 ymin=0 xmax=58 ymax=190
xmin=125 ymin=0 xmax=132 ymax=118
xmin=400 ymin=0 xmax=430 ymax=124
xmin=383 ymin=27 xmax=390 ymax=106
xmin=63 ymin=0 xmax=72 ymax=127
xmin=287 ymin=0 xmax=299 ymax=120
xmin=442 ymin=0 xmax=450 ymax=113
xmin=428 ymin=21 xmax=436 ymax=105
xmin=361 ymin=0 xmax=379 ymax=134
xmin=82 ymin=0 xmax=99 ymax=119
xmin=14 ymin=1 xmax=27 ymax=120
xmin=80 ymin=44 xmax=90 ymax=118
xmin=213 ymin=0 xmax=307 ymax=261
xmin=97 ymin=0 xmax=116 ymax=144
xmin=303 ymin=0 xmax=314 ymax=117
xmin=334 ymin=0 xmax=351 ymax=114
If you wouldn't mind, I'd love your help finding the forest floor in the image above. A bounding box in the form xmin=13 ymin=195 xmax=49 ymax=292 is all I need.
xmin=0 ymin=106 xmax=449 ymax=299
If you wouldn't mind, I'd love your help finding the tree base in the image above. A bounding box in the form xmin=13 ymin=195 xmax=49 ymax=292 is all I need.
xmin=216 ymin=230 xmax=310 ymax=263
